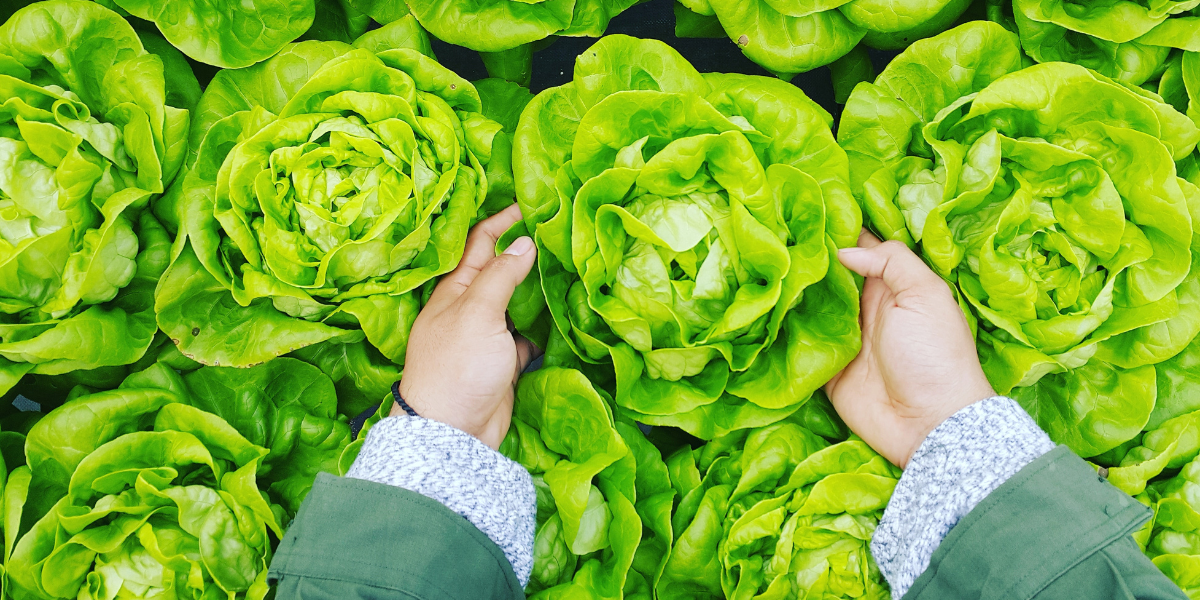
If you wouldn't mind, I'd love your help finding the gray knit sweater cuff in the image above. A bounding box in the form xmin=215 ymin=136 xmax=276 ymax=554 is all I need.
xmin=871 ymin=396 xmax=1055 ymax=599
xmin=345 ymin=415 xmax=536 ymax=586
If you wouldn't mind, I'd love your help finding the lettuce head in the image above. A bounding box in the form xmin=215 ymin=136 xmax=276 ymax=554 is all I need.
xmin=510 ymin=35 xmax=863 ymax=440
xmin=840 ymin=21 xmax=1200 ymax=458
xmin=0 ymin=0 xmax=195 ymax=398
xmin=154 ymin=19 xmax=515 ymax=408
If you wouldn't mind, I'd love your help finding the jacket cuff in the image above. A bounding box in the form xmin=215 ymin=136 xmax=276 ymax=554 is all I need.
xmin=345 ymin=415 xmax=535 ymax=586
xmin=870 ymin=396 xmax=1056 ymax=599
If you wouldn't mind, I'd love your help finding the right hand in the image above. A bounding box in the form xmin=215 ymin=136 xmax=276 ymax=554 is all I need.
xmin=826 ymin=230 xmax=996 ymax=468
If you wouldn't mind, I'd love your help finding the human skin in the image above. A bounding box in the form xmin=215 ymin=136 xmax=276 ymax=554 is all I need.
xmin=826 ymin=230 xmax=996 ymax=468
xmin=393 ymin=203 xmax=541 ymax=449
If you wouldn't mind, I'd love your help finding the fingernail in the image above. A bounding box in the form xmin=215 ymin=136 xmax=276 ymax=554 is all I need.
xmin=503 ymin=236 xmax=534 ymax=256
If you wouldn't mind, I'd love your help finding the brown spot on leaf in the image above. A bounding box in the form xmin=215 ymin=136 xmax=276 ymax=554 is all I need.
xmin=450 ymin=84 xmax=457 ymax=89
xmin=737 ymin=35 xmax=749 ymax=47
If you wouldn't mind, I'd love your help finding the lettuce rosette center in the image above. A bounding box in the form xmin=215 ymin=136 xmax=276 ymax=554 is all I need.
xmin=569 ymin=102 xmax=808 ymax=371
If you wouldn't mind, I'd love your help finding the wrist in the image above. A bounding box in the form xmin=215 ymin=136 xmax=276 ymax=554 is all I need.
xmin=392 ymin=378 xmax=443 ymax=424
xmin=899 ymin=382 xmax=997 ymax=468
xmin=393 ymin=378 xmax=507 ymax=450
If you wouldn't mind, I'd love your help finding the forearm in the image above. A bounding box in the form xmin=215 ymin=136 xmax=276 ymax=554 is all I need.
xmin=871 ymin=396 xmax=1056 ymax=597
xmin=873 ymin=396 xmax=1184 ymax=600
xmin=345 ymin=415 xmax=537 ymax=586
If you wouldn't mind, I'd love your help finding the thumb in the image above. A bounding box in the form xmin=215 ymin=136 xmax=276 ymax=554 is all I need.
xmin=461 ymin=236 xmax=537 ymax=317
xmin=837 ymin=240 xmax=943 ymax=294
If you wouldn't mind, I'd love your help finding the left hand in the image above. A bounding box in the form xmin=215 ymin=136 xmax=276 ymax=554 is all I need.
xmin=394 ymin=203 xmax=541 ymax=449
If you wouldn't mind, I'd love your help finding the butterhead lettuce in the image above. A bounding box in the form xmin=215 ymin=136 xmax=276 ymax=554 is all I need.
xmin=840 ymin=21 xmax=1200 ymax=457
xmin=511 ymin=35 xmax=862 ymax=440
xmin=8 ymin=357 xmax=350 ymax=599
xmin=0 ymin=0 xmax=194 ymax=398
xmin=154 ymin=20 xmax=514 ymax=403
xmin=1138 ymin=454 xmax=1200 ymax=597
xmin=500 ymin=367 xmax=673 ymax=599
xmin=659 ymin=420 xmax=897 ymax=599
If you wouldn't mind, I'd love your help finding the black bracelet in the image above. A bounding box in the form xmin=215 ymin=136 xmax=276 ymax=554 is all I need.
xmin=392 ymin=380 xmax=420 ymax=417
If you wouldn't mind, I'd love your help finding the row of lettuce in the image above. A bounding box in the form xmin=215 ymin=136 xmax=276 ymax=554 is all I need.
xmin=1 ymin=0 xmax=1200 ymax=598
xmin=2 ymin=1 xmax=1193 ymax=90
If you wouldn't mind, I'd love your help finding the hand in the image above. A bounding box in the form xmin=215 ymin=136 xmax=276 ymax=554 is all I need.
xmin=395 ymin=203 xmax=541 ymax=449
xmin=826 ymin=231 xmax=996 ymax=468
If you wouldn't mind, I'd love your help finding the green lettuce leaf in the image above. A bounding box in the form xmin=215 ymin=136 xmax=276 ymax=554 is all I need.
xmin=405 ymin=0 xmax=642 ymax=85
xmin=672 ymin=0 xmax=973 ymax=79
xmin=99 ymin=0 xmax=320 ymax=68
xmin=1008 ymin=0 xmax=1200 ymax=85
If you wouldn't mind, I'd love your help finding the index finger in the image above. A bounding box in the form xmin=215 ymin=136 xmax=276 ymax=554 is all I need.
xmin=428 ymin=203 xmax=525 ymax=306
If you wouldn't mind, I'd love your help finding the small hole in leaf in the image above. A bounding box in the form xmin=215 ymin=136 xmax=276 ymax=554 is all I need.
xmin=191 ymin=327 xmax=200 ymax=336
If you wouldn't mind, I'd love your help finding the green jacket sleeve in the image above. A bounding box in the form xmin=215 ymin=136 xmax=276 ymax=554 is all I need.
xmin=269 ymin=473 xmax=525 ymax=600
xmin=905 ymin=447 xmax=1186 ymax=600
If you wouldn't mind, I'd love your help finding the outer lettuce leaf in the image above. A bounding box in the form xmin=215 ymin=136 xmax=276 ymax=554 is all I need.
xmin=155 ymin=22 xmax=511 ymax=404
xmin=289 ymin=338 xmax=400 ymax=417
xmin=347 ymin=0 xmax=411 ymax=24
xmin=100 ymin=0 xmax=319 ymax=68
xmin=476 ymin=78 xmax=534 ymax=219
xmin=672 ymin=0 xmax=973 ymax=78
xmin=405 ymin=0 xmax=642 ymax=84
xmin=659 ymin=420 xmax=898 ymax=599
xmin=512 ymin=36 xmax=862 ymax=439
xmin=1007 ymin=0 xmax=1200 ymax=85
xmin=0 ymin=414 xmax=36 ymax=597
xmin=500 ymin=367 xmax=672 ymax=599
xmin=298 ymin=0 xmax=373 ymax=45
xmin=840 ymin=21 xmax=1200 ymax=457
xmin=0 ymin=1 xmax=195 ymax=398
